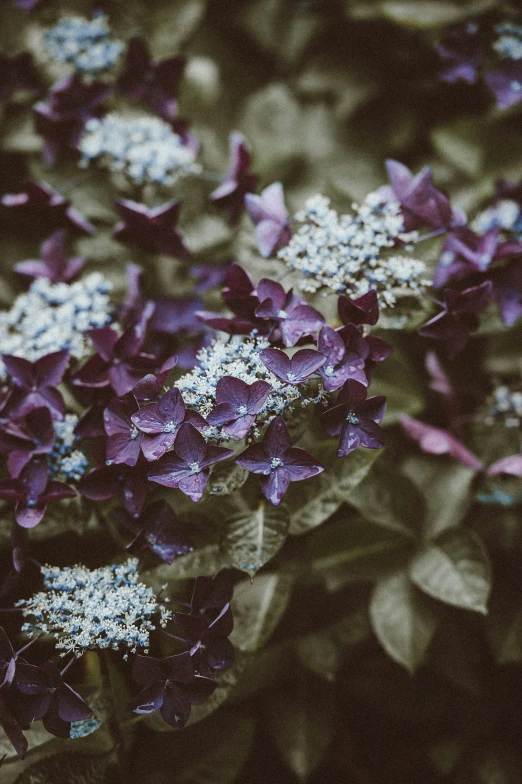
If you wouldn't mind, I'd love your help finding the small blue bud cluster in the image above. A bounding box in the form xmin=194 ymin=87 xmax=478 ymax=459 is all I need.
xmin=44 ymin=14 xmax=124 ymax=77
xmin=47 ymin=414 xmax=89 ymax=482
xmin=493 ymin=23 xmax=522 ymax=61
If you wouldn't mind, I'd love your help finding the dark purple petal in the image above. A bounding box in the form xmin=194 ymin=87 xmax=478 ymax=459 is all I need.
xmin=260 ymin=468 xmax=291 ymax=506
xmin=160 ymin=686 xmax=191 ymax=728
xmin=400 ymin=415 xmax=483 ymax=469
xmin=128 ymin=681 xmax=165 ymax=715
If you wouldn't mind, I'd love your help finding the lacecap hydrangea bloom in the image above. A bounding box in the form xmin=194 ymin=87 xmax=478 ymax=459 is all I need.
xmin=0 ymin=273 xmax=112 ymax=377
xmin=78 ymin=114 xmax=201 ymax=186
xmin=174 ymin=334 xmax=324 ymax=440
xmin=44 ymin=14 xmax=124 ymax=77
xmin=277 ymin=193 xmax=427 ymax=306
xmin=17 ymin=559 xmax=171 ymax=658
xmin=493 ymin=22 xmax=522 ymax=61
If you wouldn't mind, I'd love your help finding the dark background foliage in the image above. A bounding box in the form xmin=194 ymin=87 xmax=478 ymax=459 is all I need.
xmin=2 ymin=0 xmax=522 ymax=782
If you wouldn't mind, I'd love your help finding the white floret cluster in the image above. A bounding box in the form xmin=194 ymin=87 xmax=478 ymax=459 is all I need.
xmin=175 ymin=335 xmax=321 ymax=440
xmin=44 ymin=14 xmax=124 ymax=77
xmin=493 ymin=23 xmax=522 ymax=61
xmin=78 ymin=114 xmax=201 ymax=186
xmin=48 ymin=414 xmax=89 ymax=483
xmin=471 ymin=199 xmax=522 ymax=239
xmin=17 ymin=559 xmax=171 ymax=659
xmin=0 ymin=273 xmax=112 ymax=378
xmin=485 ymin=383 xmax=522 ymax=429
xmin=277 ymin=193 xmax=427 ymax=306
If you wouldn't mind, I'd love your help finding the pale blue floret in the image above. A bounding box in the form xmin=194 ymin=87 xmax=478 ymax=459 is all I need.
xmin=493 ymin=23 xmax=522 ymax=61
xmin=44 ymin=14 xmax=124 ymax=77
xmin=17 ymin=559 xmax=171 ymax=659
xmin=78 ymin=114 xmax=201 ymax=186
xmin=47 ymin=415 xmax=89 ymax=482
xmin=0 ymin=273 xmax=113 ymax=378
xmin=70 ymin=716 xmax=102 ymax=739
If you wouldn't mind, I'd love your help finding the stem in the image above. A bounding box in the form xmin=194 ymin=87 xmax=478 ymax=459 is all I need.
xmin=414 ymin=227 xmax=446 ymax=243
xmin=161 ymin=630 xmax=187 ymax=644
xmin=60 ymin=654 xmax=76 ymax=676
xmin=99 ymin=652 xmax=125 ymax=784
xmin=16 ymin=633 xmax=43 ymax=657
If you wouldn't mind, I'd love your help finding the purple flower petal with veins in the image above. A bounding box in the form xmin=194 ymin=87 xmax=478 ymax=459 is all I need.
xmin=114 ymin=200 xmax=188 ymax=258
xmin=148 ymin=423 xmax=233 ymax=502
xmin=338 ymin=290 xmax=379 ymax=327
xmin=132 ymin=388 xmax=207 ymax=461
xmin=260 ymin=347 xmax=326 ymax=384
xmin=2 ymin=182 xmax=95 ymax=236
xmin=207 ymin=377 xmax=271 ymax=439
xmin=255 ymin=279 xmax=324 ymax=347
xmin=317 ymin=327 xmax=367 ymax=391
xmin=236 ymin=416 xmax=323 ymax=506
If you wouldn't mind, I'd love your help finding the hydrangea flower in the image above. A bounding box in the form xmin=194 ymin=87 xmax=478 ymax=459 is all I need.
xmin=316 ymin=327 xmax=368 ymax=392
xmin=260 ymin=347 xmax=326 ymax=385
xmin=255 ymin=279 xmax=324 ymax=347
xmin=128 ymin=652 xmax=215 ymax=728
xmin=277 ymin=192 xmax=426 ymax=306
xmin=16 ymin=661 xmax=92 ymax=738
xmin=174 ymin=335 xmax=319 ymax=438
xmin=236 ymin=416 xmax=323 ymax=506
xmin=2 ymin=350 xmax=69 ymax=420
xmin=2 ymin=182 xmax=95 ymax=236
xmin=147 ymin=423 xmax=233 ymax=502
xmin=113 ymin=200 xmax=189 ymax=258
xmin=15 ymin=231 xmax=86 ymax=284
xmin=211 ymin=133 xmax=257 ymax=224
xmin=17 ymin=559 xmax=171 ymax=657
xmin=78 ymin=114 xmax=201 ymax=186
xmin=0 ymin=274 xmax=112 ymax=375
xmin=44 ymin=15 xmax=124 ymax=78
xmin=206 ymin=377 xmax=271 ymax=439
xmin=174 ymin=602 xmax=235 ymax=674
xmin=245 ymin=182 xmax=292 ymax=257
xmin=2 ymin=407 xmax=56 ymax=478
xmin=78 ymin=463 xmax=149 ymax=517
xmin=112 ymin=499 xmax=193 ymax=564
xmin=320 ymin=379 xmax=386 ymax=457
xmin=0 ymin=460 xmax=75 ymax=528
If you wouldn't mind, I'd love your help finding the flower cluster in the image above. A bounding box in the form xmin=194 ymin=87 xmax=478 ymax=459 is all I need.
xmin=78 ymin=114 xmax=201 ymax=186
xmin=0 ymin=273 xmax=112 ymax=375
xmin=17 ymin=559 xmax=171 ymax=658
xmin=47 ymin=414 xmax=89 ymax=482
xmin=44 ymin=14 xmax=124 ymax=78
xmin=493 ymin=22 xmax=522 ymax=60
xmin=277 ymin=193 xmax=426 ymax=306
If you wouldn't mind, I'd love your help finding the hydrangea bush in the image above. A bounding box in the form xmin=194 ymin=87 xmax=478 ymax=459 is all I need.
xmin=0 ymin=0 xmax=521 ymax=782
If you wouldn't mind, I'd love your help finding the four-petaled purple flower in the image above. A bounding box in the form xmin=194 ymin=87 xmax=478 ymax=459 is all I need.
xmin=206 ymin=377 xmax=271 ymax=439
xmin=0 ymin=460 xmax=75 ymax=528
xmin=131 ymin=387 xmax=207 ymax=462
xmin=317 ymin=327 xmax=367 ymax=392
xmin=2 ymin=181 xmax=95 ymax=236
xmin=113 ymin=200 xmax=189 ymax=258
xmin=104 ymin=399 xmax=143 ymax=467
xmin=260 ymin=347 xmax=326 ymax=384
xmin=433 ymin=227 xmax=522 ymax=289
xmin=112 ymin=499 xmax=193 ymax=564
xmin=418 ymin=280 xmax=492 ymax=358
xmin=3 ymin=350 xmax=69 ymax=421
xmin=380 ymin=160 xmax=466 ymax=232
xmin=436 ymin=21 xmax=482 ymax=85
xmin=236 ymin=416 xmax=323 ymax=506
xmin=118 ymin=38 xmax=185 ymax=122
xmin=245 ymin=182 xmax=292 ymax=257
xmin=189 ymin=572 xmax=234 ymax=618
xmin=16 ymin=661 xmax=92 ymax=738
xmin=338 ymin=289 xmax=379 ymax=327
xmin=211 ymin=133 xmax=257 ymax=224
xmin=128 ymin=651 xmax=215 ymax=728
xmin=320 ymin=380 xmax=386 ymax=458
xmin=15 ymin=230 xmax=86 ymax=283
xmin=148 ymin=423 xmax=233 ymax=502
xmin=174 ymin=603 xmax=235 ymax=673
xmin=74 ymin=307 xmax=156 ymax=398
xmin=255 ymin=279 xmax=324 ymax=347
xmin=34 ymin=76 xmax=111 ymax=165
xmin=78 ymin=463 xmax=149 ymax=516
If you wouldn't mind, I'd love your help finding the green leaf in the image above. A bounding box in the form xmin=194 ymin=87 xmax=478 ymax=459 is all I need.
xmin=13 ymin=753 xmax=110 ymax=784
xmin=287 ymin=441 xmax=382 ymax=536
xmin=220 ymin=499 xmax=290 ymax=578
xmin=296 ymin=609 xmax=371 ymax=681
xmin=409 ymin=529 xmax=491 ymax=614
xmin=370 ymin=570 xmax=438 ymax=673
xmin=230 ymin=571 xmax=293 ymax=652
xmin=266 ymin=681 xmax=335 ymax=783
xmin=142 ymin=545 xmax=226 ymax=591
xmin=347 ymin=460 xmax=424 ymax=539
xmin=208 ymin=463 xmax=249 ymax=496
xmin=402 ymin=456 xmax=477 ymax=539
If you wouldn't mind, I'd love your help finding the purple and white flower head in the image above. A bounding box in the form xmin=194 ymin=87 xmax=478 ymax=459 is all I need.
xmin=43 ymin=14 xmax=124 ymax=79
xmin=0 ymin=274 xmax=112 ymax=378
xmin=17 ymin=558 xmax=171 ymax=659
xmin=174 ymin=335 xmax=324 ymax=441
xmin=78 ymin=114 xmax=201 ymax=186
xmin=277 ymin=193 xmax=425 ymax=307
